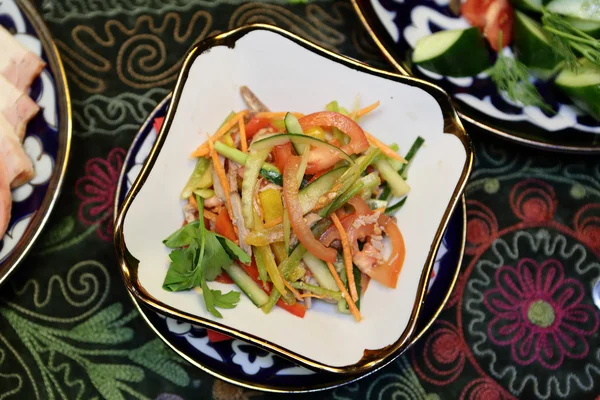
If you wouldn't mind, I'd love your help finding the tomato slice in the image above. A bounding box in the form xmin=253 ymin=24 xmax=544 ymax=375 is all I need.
xmin=284 ymin=156 xmax=337 ymax=263
xmin=461 ymin=0 xmax=489 ymax=28
xmin=271 ymin=142 xmax=294 ymax=175
xmin=207 ymin=330 xmax=232 ymax=342
xmin=215 ymin=208 xmax=237 ymax=242
xmin=461 ymin=0 xmax=513 ymax=51
xmin=276 ymin=300 xmax=306 ymax=318
xmin=484 ymin=0 xmax=513 ymax=51
xmin=298 ymin=112 xmax=369 ymax=174
xmin=362 ymin=215 xmax=405 ymax=288
xmin=245 ymin=117 xmax=272 ymax=139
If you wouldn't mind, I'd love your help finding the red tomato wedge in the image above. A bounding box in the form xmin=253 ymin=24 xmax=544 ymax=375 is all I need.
xmin=461 ymin=0 xmax=513 ymax=51
xmin=484 ymin=0 xmax=513 ymax=51
xmin=298 ymin=112 xmax=369 ymax=175
xmin=272 ymin=142 xmax=294 ymax=174
xmin=215 ymin=208 xmax=237 ymax=242
xmin=245 ymin=117 xmax=272 ymax=139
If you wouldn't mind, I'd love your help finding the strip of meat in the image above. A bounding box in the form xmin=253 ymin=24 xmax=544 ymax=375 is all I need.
xmin=0 ymin=75 xmax=39 ymax=141
xmin=0 ymin=157 xmax=11 ymax=239
xmin=240 ymin=86 xmax=270 ymax=113
xmin=0 ymin=116 xmax=33 ymax=188
xmin=0 ymin=26 xmax=46 ymax=92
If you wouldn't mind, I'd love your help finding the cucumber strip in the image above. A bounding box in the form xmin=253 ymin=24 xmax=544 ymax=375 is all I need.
xmin=180 ymin=157 xmax=212 ymax=199
xmin=251 ymin=134 xmax=354 ymax=164
xmin=291 ymin=282 xmax=341 ymax=300
xmin=253 ymin=245 xmax=269 ymax=283
xmin=353 ymin=266 xmax=362 ymax=310
xmin=284 ymin=113 xmax=308 ymax=155
xmin=385 ymin=197 xmax=407 ymax=215
xmin=213 ymin=141 xmax=282 ymax=185
xmin=399 ymin=136 xmax=425 ymax=179
xmin=261 ymin=289 xmax=280 ymax=313
xmin=223 ymin=264 xmax=269 ymax=307
xmin=323 ymin=172 xmax=381 ymax=217
xmin=299 ymin=167 xmax=346 ymax=213
xmin=241 ymin=148 xmax=270 ymax=228
xmin=366 ymin=199 xmax=388 ymax=210
xmin=374 ymin=159 xmax=411 ymax=197
xmin=302 ymin=253 xmax=339 ymax=291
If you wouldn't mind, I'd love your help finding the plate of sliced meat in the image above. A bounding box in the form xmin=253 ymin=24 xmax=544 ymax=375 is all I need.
xmin=0 ymin=0 xmax=71 ymax=285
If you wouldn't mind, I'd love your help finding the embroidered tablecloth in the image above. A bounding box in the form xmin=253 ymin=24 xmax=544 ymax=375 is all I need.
xmin=0 ymin=1 xmax=598 ymax=399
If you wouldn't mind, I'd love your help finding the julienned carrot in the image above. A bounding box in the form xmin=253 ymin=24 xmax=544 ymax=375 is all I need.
xmin=366 ymin=132 xmax=407 ymax=163
xmin=331 ymin=213 xmax=358 ymax=302
xmin=191 ymin=111 xmax=247 ymax=157
xmin=208 ymin=138 xmax=234 ymax=222
xmin=326 ymin=261 xmax=361 ymax=322
xmin=357 ymin=101 xmax=380 ymax=118
xmin=239 ymin=117 xmax=248 ymax=153
xmin=255 ymin=112 xmax=304 ymax=119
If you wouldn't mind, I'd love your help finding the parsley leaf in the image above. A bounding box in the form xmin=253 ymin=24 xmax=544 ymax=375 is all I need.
xmin=214 ymin=233 xmax=251 ymax=264
xmin=161 ymin=195 xmax=250 ymax=318
xmin=163 ymin=221 xmax=200 ymax=248
xmin=202 ymin=233 xmax=232 ymax=281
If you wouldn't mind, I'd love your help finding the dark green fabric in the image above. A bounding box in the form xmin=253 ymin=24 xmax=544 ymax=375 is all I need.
xmin=0 ymin=0 xmax=599 ymax=398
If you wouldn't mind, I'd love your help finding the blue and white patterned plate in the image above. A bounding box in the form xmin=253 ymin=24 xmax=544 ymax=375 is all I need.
xmin=353 ymin=0 xmax=600 ymax=152
xmin=0 ymin=0 xmax=71 ymax=285
xmin=114 ymin=94 xmax=466 ymax=392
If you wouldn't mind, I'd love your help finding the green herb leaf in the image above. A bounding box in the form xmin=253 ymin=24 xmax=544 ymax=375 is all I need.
xmin=162 ymin=221 xmax=200 ymax=248
xmin=542 ymin=9 xmax=600 ymax=71
xmin=214 ymin=234 xmax=251 ymax=264
xmin=211 ymin=289 xmax=241 ymax=309
xmin=200 ymin=278 xmax=221 ymax=318
xmin=488 ymin=33 xmax=551 ymax=112
xmin=202 ymin=233 xmax=232 ymax=281
xmin=162 ymin=243 xmax=201 ymax=292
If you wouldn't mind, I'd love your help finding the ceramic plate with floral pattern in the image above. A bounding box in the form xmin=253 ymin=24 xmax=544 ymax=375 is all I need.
xmin=114 ymin=25 xmax=472 ymax=375
xmin=0 ymin=0 xmax=71 ymax=285
xmin=353 ymin=0 xmax=600 ymax=152
xmin=114 ymin=94 xmax=467 ymax=392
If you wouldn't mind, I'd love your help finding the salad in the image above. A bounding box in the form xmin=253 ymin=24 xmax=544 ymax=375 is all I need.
xmin=161 ymin=87 xmax=424 ymax=322
xmin=412 ymin=0 xmax=600 ymax=120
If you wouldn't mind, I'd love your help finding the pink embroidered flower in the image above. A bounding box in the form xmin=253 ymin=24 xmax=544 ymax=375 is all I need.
xmin=484 ymin=258 xmax=599 ymax=369
xmin=75 ymin=148 xmax=126 ymax=240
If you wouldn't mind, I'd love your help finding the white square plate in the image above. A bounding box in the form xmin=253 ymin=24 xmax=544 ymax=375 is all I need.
xmin=114 ymin=25 xmax=473 ymax=375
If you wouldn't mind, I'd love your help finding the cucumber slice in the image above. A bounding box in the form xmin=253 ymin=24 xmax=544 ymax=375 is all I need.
xmin=568 ymin=16 xmax=600 ymax=38
xmin=510 ymin=0 xmax=543 ymax=12
xmin=299 ymin=167 xmax=346 ymax=213
xmin=513 ymin=10 xmax=564 ymax=79
xmin=223 ymin=264 xmax=269 ymax=307
xmin=555 ymin=58 xmax=600 ymax=120
xmin=546 ymin=0 xmax=600 ymax=22
xmin=213 ymin=141 xmax=282 ymax=186
xmin=284 ymin=113 xmax=307 ymax=155
xmin=412 ymin=27 xmax=492 ymax=77
xmin=302 ymin=253 xmax=339 ymax=291
xmin=252 ymin=134 xmax=354 ymax=163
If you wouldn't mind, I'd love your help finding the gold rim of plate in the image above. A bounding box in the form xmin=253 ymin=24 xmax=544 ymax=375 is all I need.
xmin=113 ymin=24 xmax=474 ymax=376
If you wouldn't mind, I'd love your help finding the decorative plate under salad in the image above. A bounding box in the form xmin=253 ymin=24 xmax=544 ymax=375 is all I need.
xmin=353 ymin=0 xmax=600 ymax=152
xmin=114 ymin=93 xmax=467 ymax=392
xmin=114 ymin=25 xmax=472 ymax=375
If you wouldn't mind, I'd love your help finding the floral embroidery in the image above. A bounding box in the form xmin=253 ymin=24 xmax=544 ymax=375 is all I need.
xmin=75 ymin=148 xmax=126 ymax=240
xmin=484 ymin=258 xmax=599 ymax=369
